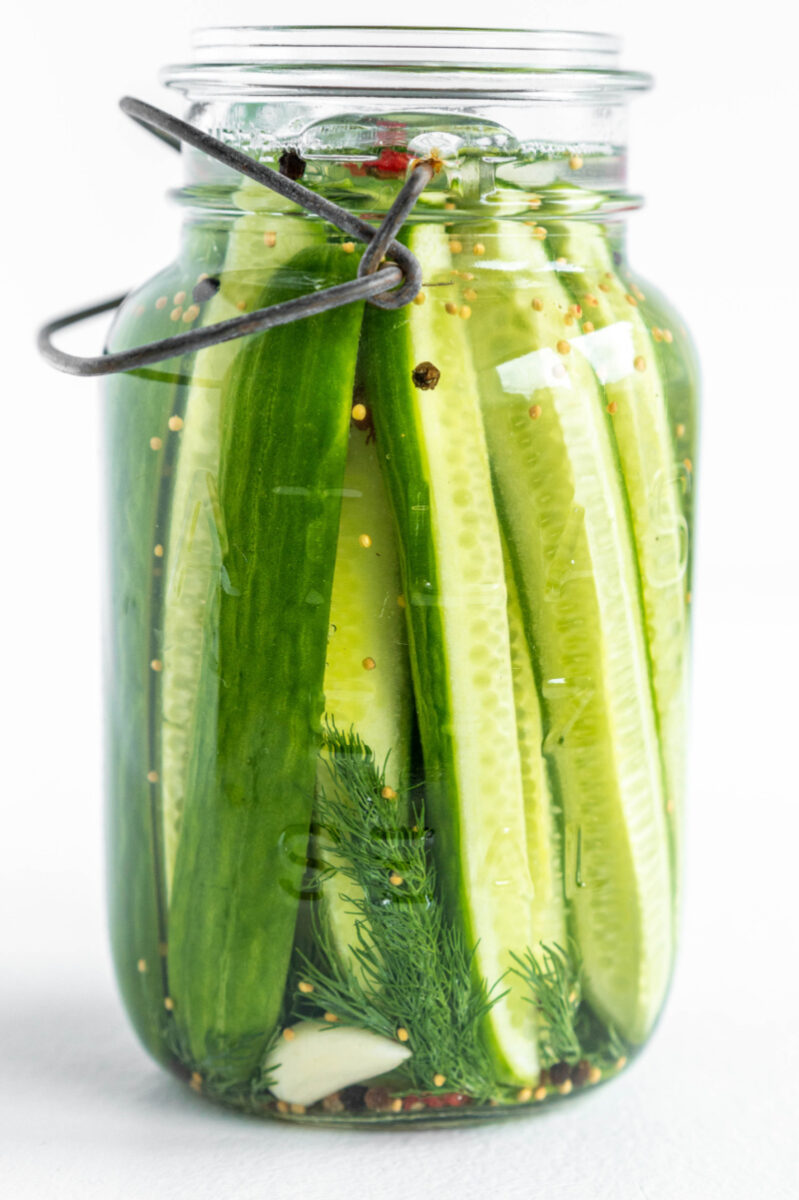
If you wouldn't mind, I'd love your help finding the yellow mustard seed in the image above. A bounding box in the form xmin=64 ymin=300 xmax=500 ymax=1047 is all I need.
xmin=137 ymin=958 xmax=147 ymax=973
xmin=147 ymin=770 xmax=159 ymax=784
xmin=444 ymin=201 xmax=456 ymax=211
xmin=389 ymin=872 xmax=404 ymax=886
xmin=264 ymin=231 xmax=277 ymax=247
xmin=528 ymin=195 xmax=542 ymax=209
xmin=351 ymin=402 xmax=368 ymax=422
xmin=341 ymin=241 xmax=355 ymax=254
xmin=173 ymin=290 xmax=186 ymax=305
xmin=633 ymin=285 xmax=646 ymax=301
xmin=588 ymin=1066 xmax=602 ymax=1085
xmin=381 ymin=786 xmax=397 ymax=800
xmin=463 ymin=272 xmax=475 ymax=281
xmin=298 ymin=981 xmax=314 ymax=995
xmin=517 ymin=1087 xmax=533 ymax=1103
xmin=433 ymin=1074 xmax=446 ymax=1088
xmin=616 ymin=1056 xmax=628 ymax=1071
xmin=534 ymin=1086 xmax=548 ymax=1101
xmin=532 ymin=227 xmax=548 ymax=240
xmin=149 ymin=436 xmax=162 ymax=451
xmin=583 ymin=321 xmax=595 ymax=333
xmin=599 ymin=281 xmax=611 ymax=292
xmin=585 ymin=294 xmax=599 ymax=307
xmin=182 ymin=303 xmax=200 ymax=324
xmin=290 ymin=1103 xmax=306 ymax=1115
xmin=684 ymin=457 xmax=693 ymax=472
xmin=652 ymin=327 xmax=664 ymax=342
xmin=190 ymin=1072 xmax=203 ymax=1093
xmin=155 ymin=296 xmax=168 ymax=310
xmin=324 ymin=1012 xmax=339 ymax=1023
xmin=449 ymin=239 xmax=463 ymax=254
xmin=473 ymin=242 xmax=486 ymax=256
xmin=236 ymin=299 xmax=247 ymax=311
xmin=459 ymin=305 xmax=472 ymax=319
xmin=556 ymin=339 xmax=571 ymax=355
xmin=564 ymin=314 xmax=575 ymax=327
xmin=276 ymin=1100 xmax=289 ymax=1114
xmin=634 ymin=355 xmax=647 ymax=372
xmin=607 ymin=400 xmax=618 ymax=415
xmin=558 ymin=1080 xmax=573 ymax=1096
xmin=397 ymin=1027 xmax=410 ymax=1042
xmin=569 ymin=154 xmax=584 ymax=170
xmin=150 ymin=659 xmax=163 ymax=672
xmin=154 ymin=544 xmax=164 ymax=558
xmin=676 ymin=422 xmax=686 ymax=438
xmin=570 ymin=304 xmax=583 ymax=317
xmin=464 ymin=287 xmax=478 ymax=301
xmin=413 ymin=291 xmax=426 ymax=305
xmin=625 ymin=293 xmax=638 ymax=307
xmin=529 ymin=405 xmax=543 ymax=420
xmin=362 ymin=657 xmax=376 ymax=671
xmin=390 ymin=1098 xmax=403 ymax=1113
xmin=531 ymin=297 xmax=544 ymax=311
xmin=663 ymin=329 xmax=674 ymax=343
xmin=168 ymin=415 xmax=184 ymax=432
xmin=445 ymin=302 xmax=458 ymax=315
xmin=397 ymin=594 xmax=406 ymax=608
xmin=282 ymin=1027 xmax=296 ymax=1042
xmin=170 ymin=306 xmax=183 ymax=322
xmin=359 ymin=533 xmax=373 ymax=548
xmin=164 ymin=997 xmax=174 ymax=1011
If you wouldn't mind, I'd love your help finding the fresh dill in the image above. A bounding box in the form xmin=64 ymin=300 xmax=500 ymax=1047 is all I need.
xmin=295 ymin=720 xmax=504 ymax=1100
xmin=510 ymin=942 xmax=628 ymax=1069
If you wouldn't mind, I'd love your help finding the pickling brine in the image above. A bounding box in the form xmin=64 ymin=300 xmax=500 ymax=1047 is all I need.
xmin=103 ymin=27 xmax=698 ymax=1124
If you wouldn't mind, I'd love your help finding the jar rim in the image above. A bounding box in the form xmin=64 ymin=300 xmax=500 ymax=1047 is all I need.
xmin=163 ymin=26 xmax=652 ymax=99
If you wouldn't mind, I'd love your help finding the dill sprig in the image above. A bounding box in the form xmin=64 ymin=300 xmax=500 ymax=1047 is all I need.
xmin=296 ymin=720 xmax=503 ymax=1100
xmin=510 ymin=942 xmax=628 ymax=1069
xmin=509 ymin=942 xmax=583 ymax=1067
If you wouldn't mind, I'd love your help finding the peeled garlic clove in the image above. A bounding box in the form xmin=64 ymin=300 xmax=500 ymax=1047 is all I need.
xmin=266 ymin=1021 xmax=412 ymax=1107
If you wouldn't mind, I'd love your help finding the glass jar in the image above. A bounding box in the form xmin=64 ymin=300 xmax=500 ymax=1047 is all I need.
xmin=104 ymin=27 xmax=698 ymax=1125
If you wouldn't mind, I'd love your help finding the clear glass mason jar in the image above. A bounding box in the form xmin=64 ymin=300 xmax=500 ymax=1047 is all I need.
xmin=104 ymin=27 xmax=699 ymax=1125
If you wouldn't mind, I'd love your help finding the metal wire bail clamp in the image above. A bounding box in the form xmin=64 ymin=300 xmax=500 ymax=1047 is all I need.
xmin=37 ymin=97 xmax=434 ymax=378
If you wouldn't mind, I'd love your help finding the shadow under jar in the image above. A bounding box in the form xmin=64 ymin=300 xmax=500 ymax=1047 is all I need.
xmin=104 ymin=26 xmax=699 ymax=1125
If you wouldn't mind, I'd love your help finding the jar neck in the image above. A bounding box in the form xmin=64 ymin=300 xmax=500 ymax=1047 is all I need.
xmin=166 ymin=28 xmax=649 ymax=220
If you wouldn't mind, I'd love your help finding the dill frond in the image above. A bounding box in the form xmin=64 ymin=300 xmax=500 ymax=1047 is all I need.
xmin=510 ymin=941 xmax=629 ymax=1070
xmin=295 ymin=720 xmax=502 ymax=1099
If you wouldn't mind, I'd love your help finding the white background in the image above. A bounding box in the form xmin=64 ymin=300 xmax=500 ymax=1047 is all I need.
xmin=2 ymin=2 xmax=798 ymax=1197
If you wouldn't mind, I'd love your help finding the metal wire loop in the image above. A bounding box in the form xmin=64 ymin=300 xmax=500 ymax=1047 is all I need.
xmin=37 ymin=97 xmax=433 ymax=378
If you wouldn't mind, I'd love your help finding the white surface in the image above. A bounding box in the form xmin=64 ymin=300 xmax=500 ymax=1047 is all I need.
xmin=2 ymin=1 xmax=798 ymax=1197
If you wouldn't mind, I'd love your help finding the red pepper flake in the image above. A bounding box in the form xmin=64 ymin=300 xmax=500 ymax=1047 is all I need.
xmin=343 ymin=149 xmax=414 ymax=178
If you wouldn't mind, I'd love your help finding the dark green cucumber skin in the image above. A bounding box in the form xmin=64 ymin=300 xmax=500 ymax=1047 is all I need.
xmin=357 ymin=305 xmax=459 ymax=915
xmin=104 ymin=229 xmax=227 ymax=1065
xmin=166 ymin=246 xmax=363 ymax=1080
